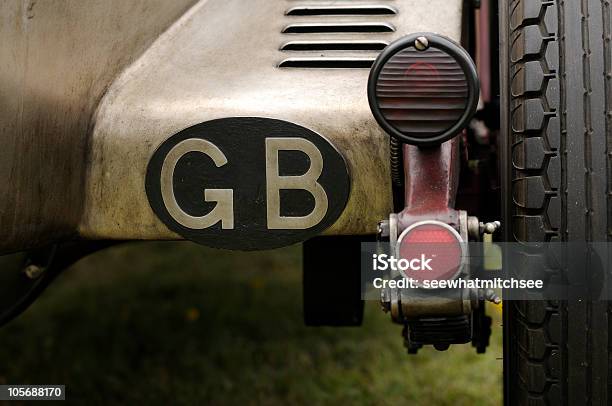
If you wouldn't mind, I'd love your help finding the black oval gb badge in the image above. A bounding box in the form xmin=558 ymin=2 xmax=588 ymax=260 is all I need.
xmin=145 ymin=117 xmax=351 ymax=250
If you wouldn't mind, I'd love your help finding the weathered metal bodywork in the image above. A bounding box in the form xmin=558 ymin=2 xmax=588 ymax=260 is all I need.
xmin=1 ymin=0 xmax=463 ymax=253
xmin=0 ymin=0 xmax=197 ymax=253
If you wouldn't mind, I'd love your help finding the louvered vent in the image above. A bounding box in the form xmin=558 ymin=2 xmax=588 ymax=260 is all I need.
xmin=279 ymin=3 xmax=398 ymax=69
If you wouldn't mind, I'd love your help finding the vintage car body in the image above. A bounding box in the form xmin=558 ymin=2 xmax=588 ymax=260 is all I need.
xmin=6 ymin=3 xmax=612 ymax=403
xmin=0 ymin=0 xmax=463 ymax=254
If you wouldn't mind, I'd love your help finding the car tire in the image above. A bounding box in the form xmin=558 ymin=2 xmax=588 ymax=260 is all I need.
xmin=303 ymin=236 xmax=365 ymax=326
xmin=500 ymin=0 xmax=612 ymax=404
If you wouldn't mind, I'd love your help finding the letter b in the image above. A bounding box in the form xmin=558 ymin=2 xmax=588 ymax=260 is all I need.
xmin=265 ymin=138 xmax=329 ymax=229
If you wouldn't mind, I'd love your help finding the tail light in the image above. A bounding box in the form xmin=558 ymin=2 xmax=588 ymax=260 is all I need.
xmin=396 ymin=221 xmax=465 ymax=284
xmin=368 ymin=33 xmax=479 ymax=146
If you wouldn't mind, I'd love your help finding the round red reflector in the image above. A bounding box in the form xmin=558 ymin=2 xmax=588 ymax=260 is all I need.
xmin=397 ymin=222 xmax=463 ymax=284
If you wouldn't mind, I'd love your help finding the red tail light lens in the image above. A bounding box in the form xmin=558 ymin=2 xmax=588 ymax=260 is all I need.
xmin=368 ymin=34 xmax=479 ymax=146
xmin=397 ymin=221 xmax=464 ymax=284
xmin=376 ymin=47 xmax=468 ymax=135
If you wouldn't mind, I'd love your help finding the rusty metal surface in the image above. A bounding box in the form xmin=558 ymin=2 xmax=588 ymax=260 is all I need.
xmin=79 ymin=0 xmax=463 ymax=241
xmin=0 ymin=0 xmax=197 ymax=253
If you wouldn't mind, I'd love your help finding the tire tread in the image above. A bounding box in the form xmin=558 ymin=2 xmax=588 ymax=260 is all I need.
xmin=505 ymin=0 xmax=611 ymax=404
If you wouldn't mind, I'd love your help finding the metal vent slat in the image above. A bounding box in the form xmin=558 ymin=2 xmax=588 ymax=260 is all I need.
xmin=278 ymin=57 xmax=375 ymax=69
xmin=282 ymin=22 xmax=395 ymax=34
xmin=286 ymin=5 xmax=397 ymax=16
xmin=279 ymin=2 xmax=397 ymax=69
xmin=281 ymin=40 xmax=388 ymax=51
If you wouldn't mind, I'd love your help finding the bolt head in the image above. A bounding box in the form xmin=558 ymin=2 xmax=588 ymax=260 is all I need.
xmin=23 ymin=264 xmax=44 ymax=280
xmin=415 ymin=36 xmax=429 ymax=51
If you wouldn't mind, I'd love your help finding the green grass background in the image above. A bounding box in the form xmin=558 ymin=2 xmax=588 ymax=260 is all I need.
xmin=0 ymin=242 xmax=502 ymax=405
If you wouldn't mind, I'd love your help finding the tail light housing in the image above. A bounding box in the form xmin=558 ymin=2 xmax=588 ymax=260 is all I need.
xmin=368 ymin=33 xmax=479 ymax=146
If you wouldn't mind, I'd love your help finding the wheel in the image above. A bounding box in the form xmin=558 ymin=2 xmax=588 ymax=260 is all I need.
xmin=303 ymin=236 xmax=365 ymax=326
xmin=501 ymin=0 xmax=612 ymax=404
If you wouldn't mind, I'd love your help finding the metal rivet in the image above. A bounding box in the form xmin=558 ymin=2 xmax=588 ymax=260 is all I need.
xmin=23 ymin=264 xmax=44 ymax=280
xmin=415 ymin=36 xmax=429 ymax=51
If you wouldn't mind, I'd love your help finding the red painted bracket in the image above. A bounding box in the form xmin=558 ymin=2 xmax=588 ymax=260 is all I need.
xmin=397 ymin=134 xmax=462 ymax=231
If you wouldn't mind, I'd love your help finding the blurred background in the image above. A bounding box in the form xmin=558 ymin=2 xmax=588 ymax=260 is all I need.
xmin=0 ymin=242 xmax=502 ymax=405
